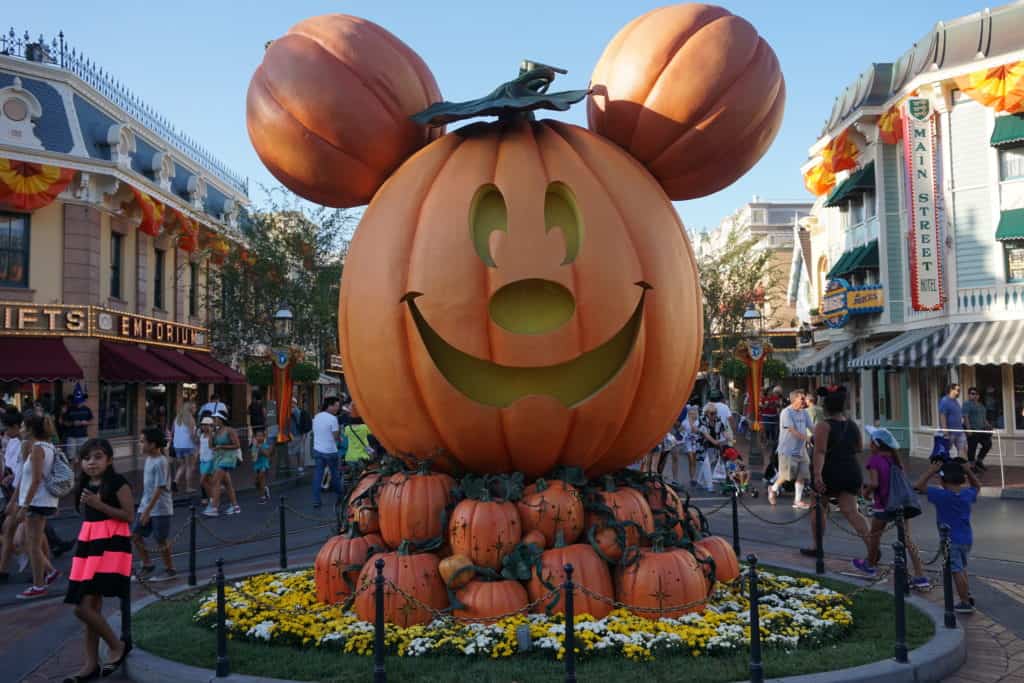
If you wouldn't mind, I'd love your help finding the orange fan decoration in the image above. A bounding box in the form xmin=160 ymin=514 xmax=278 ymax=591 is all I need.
xmin=877 ymin=106 xmax=903 ymax=145
xmin=0 ymin=159 xmax=76 ymax=211
xmin=168 ymin=209 xmax=199 ymax=252
xmin=125 ymin=186 xmax=165 ymax=237
xmin=802 ymin=162 xmax=835 ymax=196
xmin=955 ymin=61 xmax=1024 ymax=114
xmin=821 ymin=130 xmax=858 ymax=174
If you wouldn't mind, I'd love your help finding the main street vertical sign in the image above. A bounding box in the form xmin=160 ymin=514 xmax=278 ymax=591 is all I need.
xmin=902 ymin=97 xmax=944 ymax=311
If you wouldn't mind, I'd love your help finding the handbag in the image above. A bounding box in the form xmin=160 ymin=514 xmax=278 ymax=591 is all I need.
xmin=876 ymin=463 xmax=922 ymax=521
xmin=44 ymin=446 xmax=74 ymax=499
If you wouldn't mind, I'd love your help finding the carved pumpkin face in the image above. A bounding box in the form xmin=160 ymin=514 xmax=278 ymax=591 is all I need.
xmin=339 ymin=118 xmax=701 ymax=477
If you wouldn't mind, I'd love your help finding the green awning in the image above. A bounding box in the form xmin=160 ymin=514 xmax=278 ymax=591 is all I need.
xmin=825 ymin=161 xmax=876 ymax=208
xmin=826 ymin=247 xmax=858 ymax=279
xmin=996 ymin=208 xmax=1024 ymax=241
xmin=846 ymin=240 xmax=879 ymax=271
xmin=991 ymin=115 xmax=1024 ymax=148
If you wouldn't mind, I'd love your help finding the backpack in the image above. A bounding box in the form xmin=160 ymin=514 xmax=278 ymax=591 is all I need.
xmin=44 ymin=446 xmax=74 ymax=499
xmin=875 ymin=461 xmax=922 ymax=522
xmin=298 ymin=409 xmax=313 ymax=434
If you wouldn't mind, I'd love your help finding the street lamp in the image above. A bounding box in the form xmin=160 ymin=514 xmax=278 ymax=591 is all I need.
xmin=273 ymin=303 xmax=294 ymax=340
xmin=269 ymin=303 xmax=302 ymax=476
xmin=736 ymin=303 xmax=771 ymax=471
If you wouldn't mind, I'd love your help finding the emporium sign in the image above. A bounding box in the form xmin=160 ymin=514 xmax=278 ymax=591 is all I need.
xmin=0 ymin=302 xmax=209 ymax=350
xmin=902 ymin=97 xmax=944 ymax=311
xmin=823 ymin=278 xmax=885 ymax=329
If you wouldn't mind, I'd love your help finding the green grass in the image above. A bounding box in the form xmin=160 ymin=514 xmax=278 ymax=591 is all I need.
xmin=134 ymin=567 xmax=935 ymax=683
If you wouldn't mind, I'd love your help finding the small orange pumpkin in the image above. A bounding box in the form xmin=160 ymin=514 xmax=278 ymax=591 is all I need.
xmin=694 ymin=535 xmax=740 ymax=584
xmin=615 ymin=544 xmax=708 ymax=618
xmin=585 ymin=476 xmax=655 ymax=556
xmin=644 ymin=477 xmax=686 ymax=540
xmin=448 ymin=475 xmax=522 ymax=570
xmin=246 ymin=14 xmax=443 ymax=207
xmin=439 ymin=553 xmax=475 ymax=589
xmin=314 ymin=527 xmax=384 ymax=604
xmin=453 ymin=579 xmax=529 ymax=623
xmin=346 ymin=471 xmax=381 ymax=535
xmin=355 ymin=542 xmax=448 ymax=626
xmin=517 ymin=479 xmax=584 ymax=547
xmin=587 ymin=3 xmax=785 ymax=200
xmin=527 ymin=540 xmax=614 ymax=619
xmin=377 ymin=464 xmax=455 ymax=548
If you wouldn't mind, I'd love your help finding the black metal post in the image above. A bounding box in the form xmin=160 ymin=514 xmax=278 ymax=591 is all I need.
xmin=940 ymin=524 xmax=956 ymax=629
xmin=279 ymin=496 xmax=288 ymax=570
xmin=731 ymin=488 xmax=741 ymax=556
xmin=120 ymin=594 xmax=132 ymax=653
xmin=895 ymin=509 xmax=910 ymax=596
xmin=188 ymin=504 xmax=197 ymax=587
xmin=892 ymin=542 xmax=909 ymax=664
xmin=215 ymin=558 xmax=230 ymax=677
xmin=563 ymin=564 xmax=577 ymax=683
xmin=747 ymin=555 xmax=764 ymax=683
xmin=373 ymin=558 xmax=386 ymax=683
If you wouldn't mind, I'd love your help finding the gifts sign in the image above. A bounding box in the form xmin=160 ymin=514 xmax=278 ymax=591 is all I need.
xmin=902 ymin=97 xmax=944 ymax=312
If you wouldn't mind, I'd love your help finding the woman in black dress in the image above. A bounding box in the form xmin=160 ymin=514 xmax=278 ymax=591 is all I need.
xmin=806 ymin=388 xmax=871 ymax=558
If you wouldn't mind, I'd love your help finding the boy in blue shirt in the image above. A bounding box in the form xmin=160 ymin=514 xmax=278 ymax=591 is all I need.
xmin=913 ymin=459 xmax=980 ymax=613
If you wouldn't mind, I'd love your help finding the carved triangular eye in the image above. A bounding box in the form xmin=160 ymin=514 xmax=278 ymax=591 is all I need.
xmin=470 ymin=184 xmax=507 ymax=267
xmin=545 ymin=182 xmax=583 ymax=265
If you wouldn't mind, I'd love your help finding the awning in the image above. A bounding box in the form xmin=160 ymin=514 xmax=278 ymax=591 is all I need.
xmin=316 ymin=373 xmax=341 ymax=386
xmin=0 ymin=338 xmax=83 ymax=382
xmin=827 ymin=246 xmax=861 ymax=279
xmin=991 ymin=114 xmax=1024 ymax=147
xmin=790 ymin=339 xmax=858 ymax=376
xmin=100 ymin=342 xmax=189 ymax=383
xmin=0 ymin=158 xmax=76 ymax=211
xmin=186 ymin=351 xmax=247 ymax=384
xmin=935 ymin=321 xmax=1024 ymax=366
xmin=149 ymin=347 xmax=222 ymax=383
xmin=846 ymin=240 xmax=879 ymax=271
xmin=849 ymin=327 xmax=946 ymax=369
xmin=825 ymin=162 xmax=875 ymax=208
xmin=995 ymin=209 xmax=1024 ymax=241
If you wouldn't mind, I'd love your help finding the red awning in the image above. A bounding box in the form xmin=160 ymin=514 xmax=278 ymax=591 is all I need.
xmin=186 ymin=351 xmax=247 ymax=384
xmin=149 ymin=347 xmax=222 ymax=383
xmin=0 ymin=338 xmax=83 ymax=382
xmin=100 ymin=342 xmax=189 ymax=383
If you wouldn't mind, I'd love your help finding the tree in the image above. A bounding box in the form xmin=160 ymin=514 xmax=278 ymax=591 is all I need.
xmin=691 ymin=224 xmax=781 ymax=391
xmin=206 ymin=188 xmax=356 ymax=369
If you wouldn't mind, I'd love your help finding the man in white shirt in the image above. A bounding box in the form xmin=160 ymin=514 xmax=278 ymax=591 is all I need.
xmin=707 ymin=390 xmax=735 ymax=439
xmin=311 ymin=396 xmax=342 ymax=509
xmin=768 ymin=390 xmax=812 ymax=508
xmin=199 ymin=395 xmax=228 ymax=420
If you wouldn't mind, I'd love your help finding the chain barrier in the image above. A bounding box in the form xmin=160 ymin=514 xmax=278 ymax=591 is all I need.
xmin=737 ymin=496 xmax=814 ymax=526
xmin=134 ymin=516 xmax=192 ymax=557
xmin=576 ymin=582 xmax=712 ymax=616
xmin=696 ymin=497 xmax=732 ymax=517
xmin=825 ymin=507 xmax=892 ymax=540
xmin=134 ymin=571 xmax=216 ymax=603
xmin=282 ymin=503 xmax=339 ymax=525
xmin=195 ymin=510 xmax=281 ymax=547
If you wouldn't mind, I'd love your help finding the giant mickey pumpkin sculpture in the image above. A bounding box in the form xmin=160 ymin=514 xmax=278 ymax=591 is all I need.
xmin=248 ymin=3 xmax=780 ymax=625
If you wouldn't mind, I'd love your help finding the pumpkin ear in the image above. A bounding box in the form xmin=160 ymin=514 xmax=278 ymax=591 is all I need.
xmin=246 ymin=14 xmax=443 ymax=208
xmin=586 ymin=4 xmax=785 ymax=200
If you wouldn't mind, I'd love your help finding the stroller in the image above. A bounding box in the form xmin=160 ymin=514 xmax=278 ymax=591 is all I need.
xmin=715 ymin=446 xmax=758 ymax=497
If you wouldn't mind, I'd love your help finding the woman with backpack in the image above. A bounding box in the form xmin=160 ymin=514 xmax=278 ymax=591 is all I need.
xmin=856 ymin=426 xmax=930 ymax=588
xmin=15 ymin=415 xmax=62 ymax=598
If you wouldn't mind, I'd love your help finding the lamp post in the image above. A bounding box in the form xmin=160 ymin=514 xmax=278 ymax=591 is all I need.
xmin=270 ymin=304 xmax=302 ymax=477
xmin=736 ymin=304 xmax=771 ymax=471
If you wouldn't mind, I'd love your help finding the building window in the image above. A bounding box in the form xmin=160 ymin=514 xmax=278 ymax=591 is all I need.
xmin=154 ymin=248 xmax=165 ymax=309
xmin=975 ymin=366 xmax=1005 ymax=430
xmin=865 ymin=191 xmax=876 ymax=220
xmin=850 ymin=196 xmax=865 ymax=225
xmin=99 ymin=382 xmax=132 ymax=435
xmin=1006 ymin=243 xmax=1024 ymax=282
xmin=917 ymin=368 xmax=947 ymax=427
xmin=189 ymin=262 xmax=199 ymax=317
xmin=887 ymin=370 xmax=903 ymax=422
xmin=999 ymin=146 xmax=1024 ymax=181
xmin=0 ymin=213 xmax=29 ymax=288
xmin=110 ymin=232 xmax=123 ymax=299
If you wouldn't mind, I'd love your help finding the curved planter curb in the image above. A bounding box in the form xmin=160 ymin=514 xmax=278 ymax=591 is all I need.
xmin=123 ymin=563 xmax=965 ymax=683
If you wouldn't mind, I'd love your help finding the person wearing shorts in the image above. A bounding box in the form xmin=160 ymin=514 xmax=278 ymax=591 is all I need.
xmin=133 ymin=427 xmax=176 ymax=582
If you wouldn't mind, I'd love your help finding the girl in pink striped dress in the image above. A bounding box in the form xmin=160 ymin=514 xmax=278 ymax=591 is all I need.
xmin=63 ymin=438 xmax=134 ymax=682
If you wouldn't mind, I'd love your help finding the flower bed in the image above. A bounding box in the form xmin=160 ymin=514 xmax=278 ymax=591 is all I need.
xmin=194 ymin=568 xmax=853 ymax=661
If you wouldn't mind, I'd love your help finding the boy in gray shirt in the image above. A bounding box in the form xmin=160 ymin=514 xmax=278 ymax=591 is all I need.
xmin=133 ymin=427 xmax=176 ymax=581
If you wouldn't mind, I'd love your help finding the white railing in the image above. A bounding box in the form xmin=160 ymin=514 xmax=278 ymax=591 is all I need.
xmin=917 ymin=427 xmax=1007 ymax=490
xmin=954 ymin=284 xmax=1024 ymax=316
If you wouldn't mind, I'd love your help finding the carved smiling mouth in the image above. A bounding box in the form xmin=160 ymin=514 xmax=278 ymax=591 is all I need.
xmin=401 ymin=282 xmax=650 ymax=408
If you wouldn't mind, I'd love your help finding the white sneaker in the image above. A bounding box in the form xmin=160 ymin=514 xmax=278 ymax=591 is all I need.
xmin=226 ymin=505 xmax=241 ymax=516
xmin=202 ymin=506 xmax=219 ymax=517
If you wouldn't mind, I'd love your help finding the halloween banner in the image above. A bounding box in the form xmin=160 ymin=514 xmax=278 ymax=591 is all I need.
xmin=0 ymin=158 xmax=76 ymax=211
xmin=821 ymin=130 xmax=858 ymax=174
xmin=954 ymin=61 xmax=1024 ymax=114
xmin=125 ymin=186 xmax=165 ymax=237
xmin=902 ymin=97 xmax=944 ymax=312
xmin=803 ymin=162 xmax=836 ymax=196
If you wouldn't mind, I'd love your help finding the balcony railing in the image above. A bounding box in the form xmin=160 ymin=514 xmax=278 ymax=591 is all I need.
xmin=0 ymin=28 xmax=248 ymax=197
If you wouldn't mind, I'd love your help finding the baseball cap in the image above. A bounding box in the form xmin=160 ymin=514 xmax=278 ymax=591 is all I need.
xmin=200 ymin=416 xmax=214 ymax=426
xmin=214 ymin=411 xmax=229 ymax=422
xmin=865 ymin=425 xmax=900 ymax=450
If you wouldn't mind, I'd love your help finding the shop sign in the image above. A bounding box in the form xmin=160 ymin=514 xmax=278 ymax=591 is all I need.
xmin=902 ymin=97 xmax=944 ymax=311
xmin=823 ymin=278 xmax=885 ymax=328
xmin=327 ymin=354 xmax=344 ymax=374
xmin=0 ymin=303 xmax=89 ymax=336
xmin=0 ymin=302 xmax=209 ymax=350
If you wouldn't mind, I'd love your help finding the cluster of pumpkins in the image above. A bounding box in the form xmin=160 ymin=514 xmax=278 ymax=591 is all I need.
xmin=314 ymin=460 xmax=740 ymax=627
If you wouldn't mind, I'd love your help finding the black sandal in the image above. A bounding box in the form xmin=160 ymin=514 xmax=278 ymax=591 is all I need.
xmin=100 ymin=642 xmax=130 ymax=678
xmin=62 ymin=668 xmax=100 ymax=683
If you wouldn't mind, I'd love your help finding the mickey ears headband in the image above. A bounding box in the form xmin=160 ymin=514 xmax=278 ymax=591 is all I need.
xmin=246 ymin=4 xmax=785 ymax=209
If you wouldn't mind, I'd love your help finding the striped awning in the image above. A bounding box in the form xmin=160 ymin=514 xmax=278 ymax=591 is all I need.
xmin=935 ymin=320 xmax=1024 ymax=366
xmin=790 ymin=340 xmax=858 ymax=376
xmin=849 ymin=326 xmax=946 ymax=369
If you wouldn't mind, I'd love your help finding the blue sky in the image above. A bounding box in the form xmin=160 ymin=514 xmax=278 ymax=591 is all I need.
xmin=8 ymin=0 xmax=984 ymax=231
